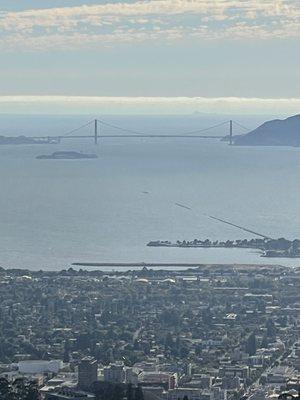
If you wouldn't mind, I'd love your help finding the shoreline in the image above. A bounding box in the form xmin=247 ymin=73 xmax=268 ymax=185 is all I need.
xmin=1 ymin=262 xmax=292 ymax=276
xmin=71 ymin=262 xmax=284 ymax=270
xmin=147 ymin=238 xmax=300 ymax=258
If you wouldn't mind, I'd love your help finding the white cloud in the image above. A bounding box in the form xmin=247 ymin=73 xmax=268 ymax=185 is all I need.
xmin=0 ymin=95 xmax=299 ymax=115
xmin=0 ymin=0 xmax=299 ymax=50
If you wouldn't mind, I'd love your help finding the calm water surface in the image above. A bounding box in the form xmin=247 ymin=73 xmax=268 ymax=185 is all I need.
xmin=0 ymin=114 xmax=299 ymax=270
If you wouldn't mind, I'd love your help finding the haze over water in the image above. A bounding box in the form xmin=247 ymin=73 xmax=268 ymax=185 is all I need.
xmin=1 ymin=114 xmax=300 ymax=270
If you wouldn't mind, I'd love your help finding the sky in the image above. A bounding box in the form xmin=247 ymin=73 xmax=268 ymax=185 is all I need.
xmin=0 ymin=0 xmax=299 ymax=114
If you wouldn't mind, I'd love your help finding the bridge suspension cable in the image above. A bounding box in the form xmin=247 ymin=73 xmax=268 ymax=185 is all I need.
xmin=97 ymin=119 xmax=149 ymax=136
xmin=182 ymin=120 xmax=230 ymax=136
xmin=61 ymin=119 xmax=95 ymax=137
xmin=232 ymin=121 xmax=250 ymax=132
xmin=97 ymin=118 xmax=231 ymax=137
xmin=0 ymin=117 xmax=253 ymax=142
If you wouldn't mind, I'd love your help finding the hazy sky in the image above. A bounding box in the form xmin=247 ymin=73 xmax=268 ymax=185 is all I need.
xmin=0 ymin=0 xmax=299 ymax=114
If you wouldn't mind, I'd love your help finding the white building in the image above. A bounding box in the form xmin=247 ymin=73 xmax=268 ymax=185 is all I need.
xmin=18 ymin=360 xmax=63 ymax=374
xmin=103 ymin=362 xmax=125 ymax=383
xmin=124 ymin=367 xmax=139 ymax=385
xmin=139 ymin=371 xmax=178 ymax=389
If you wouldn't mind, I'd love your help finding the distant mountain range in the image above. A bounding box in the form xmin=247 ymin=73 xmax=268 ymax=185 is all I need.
xmin=234 ymin=114 xmax=300 ymax=146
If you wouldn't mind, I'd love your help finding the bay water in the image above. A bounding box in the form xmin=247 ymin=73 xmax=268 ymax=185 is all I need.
xmin=1 ymin=114 xmax=299 ymax=270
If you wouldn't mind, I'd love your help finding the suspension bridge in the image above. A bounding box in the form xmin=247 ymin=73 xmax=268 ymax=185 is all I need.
xmin=8 ymin=118 xmax=250 ymax=145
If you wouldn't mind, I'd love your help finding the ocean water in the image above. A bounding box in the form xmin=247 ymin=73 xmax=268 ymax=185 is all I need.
xmin=1 ymin=114 xmax=300 ymax=270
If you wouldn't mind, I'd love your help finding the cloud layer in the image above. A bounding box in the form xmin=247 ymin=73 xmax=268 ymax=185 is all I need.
xmin=0 ymin=0 xmax=299 ymax=50
xmin=0 ymin=96 xmax=300 ymax=115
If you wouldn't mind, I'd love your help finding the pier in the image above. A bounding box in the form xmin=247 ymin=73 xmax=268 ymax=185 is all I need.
xmin=72 ymin=262 xmax=210 ymax=268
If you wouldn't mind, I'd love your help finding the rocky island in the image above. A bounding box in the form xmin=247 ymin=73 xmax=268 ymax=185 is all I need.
xmin=234 ymin=114 xmax=300 ymax=146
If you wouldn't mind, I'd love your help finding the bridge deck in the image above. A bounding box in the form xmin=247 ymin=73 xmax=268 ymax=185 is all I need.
xmin=31 ymin=134 xmax=225 ymax=139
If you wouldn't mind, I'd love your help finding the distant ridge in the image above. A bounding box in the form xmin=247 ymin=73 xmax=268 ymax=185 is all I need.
xmin=234 ymin=114 xmax=300 ymax=146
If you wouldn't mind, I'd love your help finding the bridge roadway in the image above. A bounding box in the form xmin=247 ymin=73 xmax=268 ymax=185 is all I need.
xmin=7 ymin=119 xmax=247 ymax=145
xmin=31 ymin=134 xmax=225 ymax=139
xmin=8 ymin=119 xmax=247 ymax=144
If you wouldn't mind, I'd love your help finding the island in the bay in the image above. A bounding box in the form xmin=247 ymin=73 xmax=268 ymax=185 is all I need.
xmin=147 ymin=237 xmax=300 ymax=258
xmin=233 ymin=114 xmax=300 ymax=146
xmin=36 ymin=151 xmax=98 ymax=159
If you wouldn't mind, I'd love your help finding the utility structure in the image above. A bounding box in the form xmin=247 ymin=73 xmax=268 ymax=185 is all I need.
xmin=229 ymin=120 xmax=233 ymax=145
xmin=94 ymin=119 xmax=98 ymax=145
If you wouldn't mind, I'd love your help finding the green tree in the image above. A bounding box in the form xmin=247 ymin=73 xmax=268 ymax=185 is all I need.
xmin=0 ymin=378 xmax=40 ymax=400
xmin=0 ymin=378 xmax=10 ymax=400
xmin=12 ymin=378 xmax=40 ymax=400
xmin=126 ymin=384 xmax=134 ymax=400
xmin=135 ymin=386 xmax=144 ymax=400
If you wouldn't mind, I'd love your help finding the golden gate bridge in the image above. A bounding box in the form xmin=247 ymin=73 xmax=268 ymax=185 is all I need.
xmin=7 ymin=118 xmax=250 ymax=145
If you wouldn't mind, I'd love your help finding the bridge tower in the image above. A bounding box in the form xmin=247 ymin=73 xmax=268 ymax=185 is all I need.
xmin=94 ymin=119 xmax=98 ymax=145
xmin=229 ymin=120 xmax=233 ymax=145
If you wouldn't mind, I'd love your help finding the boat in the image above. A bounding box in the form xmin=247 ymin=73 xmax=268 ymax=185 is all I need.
xmin=36 ymin=151 xmax=98 ymax=159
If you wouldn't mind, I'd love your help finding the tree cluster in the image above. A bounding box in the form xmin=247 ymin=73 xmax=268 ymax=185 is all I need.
xmin=0 ymin=378 xmax=40 ymax=400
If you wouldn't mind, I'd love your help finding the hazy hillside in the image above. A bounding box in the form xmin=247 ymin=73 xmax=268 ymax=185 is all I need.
xmin=234 ymin=114 xmax=300 ymax=146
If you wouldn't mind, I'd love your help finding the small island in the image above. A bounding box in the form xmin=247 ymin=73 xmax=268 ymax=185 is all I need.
xmin=36 ymin=151 xmax=98 ymax=159
xmin=147 ymin=237 xmax=300 ymax=258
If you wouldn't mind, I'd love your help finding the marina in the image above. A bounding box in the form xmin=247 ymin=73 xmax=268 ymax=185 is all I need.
xmin=147 ymin=238 xmax=300 ymax=258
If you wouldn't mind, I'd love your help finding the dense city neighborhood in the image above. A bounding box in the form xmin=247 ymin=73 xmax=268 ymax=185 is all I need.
xmin=0 ymin=264 xmax=299 ymax=400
